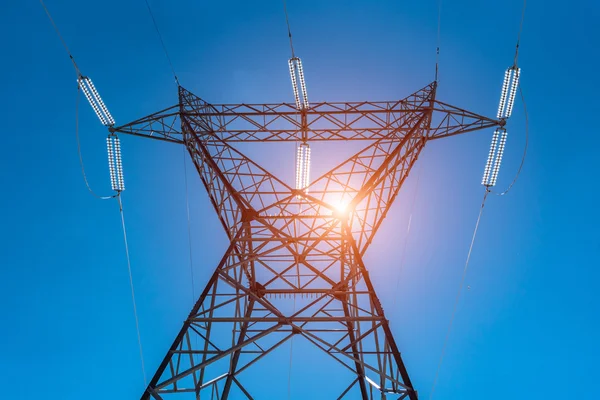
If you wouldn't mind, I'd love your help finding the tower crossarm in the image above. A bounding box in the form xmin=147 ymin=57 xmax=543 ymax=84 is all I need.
xmin=110 ymin=83 xmax=500 ymax=250
xmin=111 ymin=82 xmax=500 ymax=144
xmin=429 ymin=100 xmax=502 ymax=140
xmin=110 ymin=104 xmax=183 ymax=144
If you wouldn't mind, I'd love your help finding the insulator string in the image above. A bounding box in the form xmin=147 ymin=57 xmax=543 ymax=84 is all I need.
xmin=487 ymin=0 xmax=527 ymax=194
xmin=75 ymin=85 xmax=117 ymax=200
xmin=491 ymin=85 xmax=529 ymax=196
xmin=44 ymin=0 xmax=148 ymax=388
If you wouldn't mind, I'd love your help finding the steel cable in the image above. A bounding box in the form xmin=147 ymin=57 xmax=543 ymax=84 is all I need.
xmin=118 ymin=194 xmax=148 ymax=388
xmin=143 ymin=0 xmax=179 ymax=85
xmin=428 ymin=189 xmax=489 ymax=399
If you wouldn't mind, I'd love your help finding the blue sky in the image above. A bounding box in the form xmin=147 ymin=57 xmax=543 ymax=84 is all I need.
xmin=1 ymin=0 xmax=599 ymax=398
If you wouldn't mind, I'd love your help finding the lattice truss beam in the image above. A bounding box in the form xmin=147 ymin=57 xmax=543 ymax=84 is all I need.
xmin=113 ymin=84 xmax=498 ymax=144
xmin=111 ymin=82 xmax=500 ymax=400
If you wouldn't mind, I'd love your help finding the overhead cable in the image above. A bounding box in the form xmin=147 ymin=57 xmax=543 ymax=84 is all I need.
xmin=142 ymin=0 xmax=180 ymax=86
xmin=429 ymin=190 xmax=489 ymax=399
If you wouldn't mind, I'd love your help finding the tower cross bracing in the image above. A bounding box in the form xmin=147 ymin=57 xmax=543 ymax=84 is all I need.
xmin=111 ymin=81 xmax=501 ymax=399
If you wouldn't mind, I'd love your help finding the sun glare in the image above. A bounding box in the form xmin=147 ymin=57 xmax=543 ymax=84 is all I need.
xmin=335 ymin=200 xmax=348 ymax=212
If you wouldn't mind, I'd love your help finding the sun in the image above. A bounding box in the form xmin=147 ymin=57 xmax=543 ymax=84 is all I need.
xmin=335 ymin=200 xmax=348 ymax=212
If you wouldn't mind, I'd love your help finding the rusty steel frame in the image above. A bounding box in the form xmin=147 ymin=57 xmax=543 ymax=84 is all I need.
xmin=111 ymin=81 xmax=500 ymax=399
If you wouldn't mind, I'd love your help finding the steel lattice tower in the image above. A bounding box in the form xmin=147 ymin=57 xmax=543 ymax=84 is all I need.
xmin=111 ymin=81 xmax=501 ymax=399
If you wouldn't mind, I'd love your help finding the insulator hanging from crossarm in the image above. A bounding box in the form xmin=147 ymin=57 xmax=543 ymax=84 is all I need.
xmin=106 ymin=137 xmax=117 ymax=190
xmin=288 ymin=60 xmax=301 ymax=110
xmin=481 ymin=128 xmax=508 ymax=187
xmin=288 ymin=57 xmax=309 ymax=110
xmin=114 ymin=136 xmax=125 ymax=191
xmin=481 ymin=129 xmax=499 ymax=186
xmin=490 ymin=129 xmax=508 ymax=186
xmin=107 ymin=134 xmax=125 ymax=192
xmin=78 ymin=76 xmax=115 ymax=126
xmin=295 ymin=142 xmax=311 ymax=198
xmin=496 ymin=67 xmax=521 ymax=119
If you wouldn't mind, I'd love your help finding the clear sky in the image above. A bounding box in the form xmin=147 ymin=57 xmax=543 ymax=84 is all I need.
xmin=1 ymin=0 xmax=599 ymax=399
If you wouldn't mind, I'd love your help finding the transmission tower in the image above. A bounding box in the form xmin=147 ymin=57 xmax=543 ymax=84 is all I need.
xmin=111 ymin=81 xmax=501 ymax=399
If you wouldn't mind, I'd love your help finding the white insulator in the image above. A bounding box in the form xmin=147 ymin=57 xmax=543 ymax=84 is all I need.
xmin=297 ymin=59 xmax=309 ymax=109
xmin=81 ymin=82 xmax=107 ymax=125
xmin=295 ymin=142 xmax=311 ymax=198
xmin=288 ymin=59 xmax=302 ymax=109
xmin=489 ymin=129 xmax=508 ymax=187
xmin=303 ymin=145 xmax=311 ymax=192
xmin=78 ymin=76 xmax=115 ymax=126
xmin=505 ymin=68 xmax=520 ymax=118
xmin=497 ymin=69 xmax=511 ymax=119
xmin=106 ymin=135 xmax=125 ymax=192
xmin=288 ymin=57 xmax=309 ymax=110
xmin=497 ymin=67 xmax=521 ymax=119
xmin=482 ymin=129 xmax=500 ymax=186
xmin=87 ymin=79 xmax=114 ymax=125
xmin=114 ymin=137 xmax=125 ymax=191
xmin=107 ymin=137 xmax=118 ymax=191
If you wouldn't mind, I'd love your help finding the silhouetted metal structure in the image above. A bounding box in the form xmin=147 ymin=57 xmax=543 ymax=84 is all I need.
xmin=111 ymin=81 xmax=501 ymax=399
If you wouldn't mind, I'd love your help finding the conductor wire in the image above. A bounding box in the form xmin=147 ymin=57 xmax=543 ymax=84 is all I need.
xmin=513 ymin=0 xmax=527 ymax=67
xmin=143 ymin=0 xmax=180 ymax=85
xmin=429 ymin=190 xmax=489 ymax=399
xmin=392 ymin=164 xmax=422 ymax=308
xmin=282 ymin=0 xmax=296 ymax=58
xmin=435 ymin=0 xmax=442 ymax=81
xmin=39 ymin=0 xmax=81 ymax=77
xmin=182 ymin=145 xmax=200 ymax=365
xmin=182 ymin=146 xmax=196 ymax=302
xmin=118 ymin=194 xmax=148 ymax=387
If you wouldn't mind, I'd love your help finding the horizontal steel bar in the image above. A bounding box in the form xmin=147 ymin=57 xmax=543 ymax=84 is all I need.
xmin=189 ymin=317 xmax=383 ymax=322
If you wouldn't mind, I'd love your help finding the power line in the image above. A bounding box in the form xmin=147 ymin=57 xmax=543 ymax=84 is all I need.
xmin=39 ymin=0 xmax=81 ymax=77
xmin=282 ymin=0 xmax=296 ymax=58
xmin=42 ymin=0 xmax=149 ymax=389
xmin=143 ymin=0 xmax=179 ymax=85
xmin=513 ymin=0 xmax=527 ymax=67
xmin=182 ymin=146 xmax=196 ymax=302
xmin=392 ymin=165 xmax=422 ymax=308
xmin=182 ymin=145 xmax=200 ymax=366
xmin=118 ymin=194 xmax=148 ymax=388
xmin=435 ymin=0 xmax=443 ymax=81
xmin=429 ymin=2 xmax=528 ymax=395
xmin=429 ymin=190 xmax=489 ymax=399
